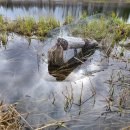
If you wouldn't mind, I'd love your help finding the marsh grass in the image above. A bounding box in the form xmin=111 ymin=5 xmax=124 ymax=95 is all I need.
xmin=63 ymin=15 xmax=74 ymax=25
xmin=72 ymin=14 xmax=130 ymax=45
xmin=80 ymin=11 xmax=88 ymax=20
xmin=102 ymin=70 xmax=130 ymax=114
xmin=0 ymin=33 xmax=7 ymax=46
xmin=0 ymin=15 xmax=60 ymax=40
xmin=36 ymin=17 xmax=60 ymax=39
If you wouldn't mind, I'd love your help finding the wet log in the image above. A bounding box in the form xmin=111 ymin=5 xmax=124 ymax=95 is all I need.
xmin=57 ymin=37 xmax=85 ymax=49
xmin=48 ymin=43 xmax=64 ymax=67
xmin=48 ymin=46 xmax=96 ymax=81
xmin=48 ymin=36 xmax=98 ymax=67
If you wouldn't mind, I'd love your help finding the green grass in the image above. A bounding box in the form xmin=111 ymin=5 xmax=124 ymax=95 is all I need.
xmin=0 ymin=15 xmax=60 ymax=40
xmin=72 ymin=14 xmax=130 ymax=44
xmin=0 ymin=33 xmax=7 ymax=46
xmin=0 ymin=13 xmax=130 ymax=43
xmin=63 ymin=15 xmax=74 ymax=25
xmin=36 ymin=16 xmax=60 ymax=38
xmin=80 ymin=11 xmax=88 ymax=20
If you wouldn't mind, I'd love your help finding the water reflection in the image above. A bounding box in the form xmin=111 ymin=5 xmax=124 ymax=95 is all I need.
xmin=0 ymin=33 xmax=130 ymax=129
xmin=0 ymin=0 xmax=130 ymax=23
xmin=0 ymin=12 xmax=130 ymax=129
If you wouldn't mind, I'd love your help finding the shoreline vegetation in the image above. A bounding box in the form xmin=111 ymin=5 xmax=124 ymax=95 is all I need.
xmin=72 ymin=12 xmax=130 ymax=42
xmin=0 ymin=16 xmax=60 ymax=41
xmin=0 ymin=12 xmax=129 ymax=46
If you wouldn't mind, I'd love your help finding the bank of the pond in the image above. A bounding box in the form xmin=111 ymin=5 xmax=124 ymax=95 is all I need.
xmin=0 ymin=13 xmax=130 ymax=48
xmin=71 ymin=14 xmax=130 ymax=53
xmin=0 ymin=14 xmax=78 ymax=44
xmin=0 ymin=16 xmax=60 ymax=42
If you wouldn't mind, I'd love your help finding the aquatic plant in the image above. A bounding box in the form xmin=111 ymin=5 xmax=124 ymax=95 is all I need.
xmin=63 ymin=15 xmax=74 ymax=25
xmin=1 ymin=16 xmax=60 ymax=39
xmin=0 ymin=15 xmax=6 ymax=32
xmin=84 ymin=17 xmax=109 ymax=41
xmin=0 ymin=33 xmax=7 ymax=46
xmin=36 ymin=16 xmax=60 ymax=39
xmin=24 ymin=17 xmax=35 ymax=36
xmin=0 ymin=15 xmax=4 ymax=24
xmin=72 ymin=15 xmax=130 ymax=45
xmin=80 ymin=11 xmax=88 ymax=20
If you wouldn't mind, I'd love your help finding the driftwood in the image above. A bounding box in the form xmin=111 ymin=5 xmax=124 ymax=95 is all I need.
xmin=48 ymin=42 xmax=64 ymax=66
xmin=48 ymin=47 xmax=96 ymax=81
xmin=48 ymin=37 xmax=98 ymax=67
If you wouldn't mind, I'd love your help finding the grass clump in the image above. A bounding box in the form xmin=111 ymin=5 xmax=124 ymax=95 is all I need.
xmin=36 ymin=17 xmax=60 ymax=39
xmin=0 ymin=16 xmax=6 ymax=32
xmin=22 ymin=17 xmax=35 ymax=36
xmin=63 ymin=15 xmax=74 ymax=25
xmin=10 ymin=17 xmax=36 ymax=36
xmin=84 ymin=17 xmax=108 ymax=41
xmin=0 ymin=33 xmax=7 ymax=46
xmin=80 ymin=11 xmax=88 ymax=20
xmin=72 ymin=14 xmax=130 ymax=44
xmin=0 ymin=15 xmax=60 ymax=39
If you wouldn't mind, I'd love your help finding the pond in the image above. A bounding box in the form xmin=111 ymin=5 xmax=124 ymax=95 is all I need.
xmin=0 ymin=1 xmax=130 ymax=130
xmin=0 ymin=0 xmax=130 ymax=23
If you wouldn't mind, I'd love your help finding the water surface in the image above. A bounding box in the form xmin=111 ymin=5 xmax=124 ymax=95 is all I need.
xmin=0 ymin=0 xmax=130 ymax=23
xmin=0 ymin=2 xmax=130 ymax=130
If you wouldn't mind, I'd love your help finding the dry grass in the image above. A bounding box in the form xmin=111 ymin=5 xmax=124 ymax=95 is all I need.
xmin=0 ymin=102 xmax=22 ymax=130
xmin=0 ymin=101 xmax=71 ymax=130
xmin=122 ymin=126 xmax=130 ymax=130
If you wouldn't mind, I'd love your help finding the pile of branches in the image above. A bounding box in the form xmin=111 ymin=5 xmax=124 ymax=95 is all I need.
xmin=0 ymin=102 xmax=24 ymax=130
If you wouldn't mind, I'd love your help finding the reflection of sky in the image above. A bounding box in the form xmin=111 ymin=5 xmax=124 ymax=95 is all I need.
xmin=0 ymin=3 xmax=130 ymax=23
xmin=0 ymin=5 xmax=82 ymax=23
xmin=127 ymin=14 xmax=130 ymax=23
xmin=0 ymin=34 xmax=130 ymax=129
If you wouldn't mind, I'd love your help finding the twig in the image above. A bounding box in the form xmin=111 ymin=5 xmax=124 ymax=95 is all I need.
xmin=9 ymin=105 xmax=34 ymax=130
xmin=74 ymin=57 xmax=84 ymax=64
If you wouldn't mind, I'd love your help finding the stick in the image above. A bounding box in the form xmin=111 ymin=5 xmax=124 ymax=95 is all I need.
xmin=9 ymin=105 xmax=34 ymax=130
xmin=74 ymin=57 xmax=84 ymax=64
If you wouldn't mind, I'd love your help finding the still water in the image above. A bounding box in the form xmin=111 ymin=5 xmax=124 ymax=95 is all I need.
xmin=0 ymin=1 xmax=130 ymax=130
xmin=0 ymin=0 xmax=130 ymax=23
xmin=0 ymin=17 xmax=130 ymax=129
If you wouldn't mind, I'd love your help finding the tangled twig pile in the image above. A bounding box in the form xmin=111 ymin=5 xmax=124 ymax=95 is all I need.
xmin=0 ymin=102 xmax=22 ymax=130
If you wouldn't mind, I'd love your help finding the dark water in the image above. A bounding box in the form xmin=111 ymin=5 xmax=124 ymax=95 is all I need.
xmin=0 ymin=0 xmax=130 ymax=23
